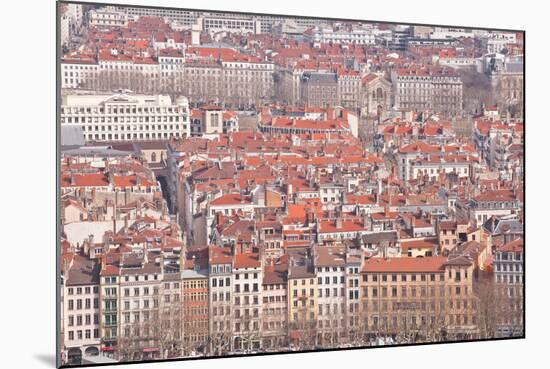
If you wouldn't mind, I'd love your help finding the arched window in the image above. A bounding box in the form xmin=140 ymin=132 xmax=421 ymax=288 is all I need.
xmin=85 ymin=347 xmax=99 ymax=356
xmin=67 ymin=348 xmax=82 ymax=365
xmin=151 ymin=152 xmax=157 ymax=162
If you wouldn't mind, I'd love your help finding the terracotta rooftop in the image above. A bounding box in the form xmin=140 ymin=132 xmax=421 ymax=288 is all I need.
xmin=362 ymin=256 xmax=448 ymax=273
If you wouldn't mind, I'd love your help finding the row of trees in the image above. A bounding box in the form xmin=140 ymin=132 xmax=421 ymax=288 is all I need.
xmin=114 ymin=278 xmax=521 ymax=361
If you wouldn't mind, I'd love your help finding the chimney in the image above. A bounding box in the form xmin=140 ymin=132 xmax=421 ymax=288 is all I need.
xmin=336 ymin=217 xmax=343 ymax=229
xmin=362 ymin=213 xmax=370 ymax=228
xmin=376 ymin=179 xmax=382 ymax=204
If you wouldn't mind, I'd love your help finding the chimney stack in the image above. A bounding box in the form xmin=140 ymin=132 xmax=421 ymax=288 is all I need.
xmin=362 ymin=212 xmax=370 ymax=228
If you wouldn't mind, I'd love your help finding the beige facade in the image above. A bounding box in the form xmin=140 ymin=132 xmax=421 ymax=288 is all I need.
xmin=287 ymin=264 xmax=318 ymax=348
xmin=360 ymin=256 xmax=478 ymax=340
xmin=261 ymin=267 xmax=288 ymax=348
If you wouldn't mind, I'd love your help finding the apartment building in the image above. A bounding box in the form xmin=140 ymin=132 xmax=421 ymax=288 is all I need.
xmin=159 ymin=272 xmax=183 ymax=358
xmin=208 ymin=246 xmax=234 ymax=354
xmin=63 ymin=256 xmax=101 ymax=365
xmin=360 ymin=256 xmax=477 ymax=341
xmin=337 ymin=71 xmax=362 ymax=110
xmin=396 ymin=141 xmax=474 ymax=182
xmin=218 ymin=57 xmax=275 ymax=109
xmin=233 ymin=253 xmax=263 ymax=351
xmin=61 ymin=57 xmax=99 ymax=89
xmin=98 ymin=263 xmax=120 ymax=356
xmin=467 ymin=189 xmax=522 ymax=226
xmin=89 ymin=9 xmax=128 ymax=28
xmin=262 ymin=262 xmax=288 ymax=349
xmin=200 ymin=16 xmax=262 ymax=34
xmin=300 ymin=72 xmax=339 ymax=108
xmin=493 ymin=238 xmax=524 ymax=337
xmin=60 ymin=93 xmax=190 ymax=143
xmin=392 ymin=67 xmax=463 ymax=117
xmin=287 ymin=250 xmax=318 ymax=348
xmin=313 ymin=27 xmax=376 ymax=45
xmin=409 ymin=155 xmax=472 ymax=181
xmin=181 ymin=267 xmax=209 ymax=355
xmin=118 ymin=253 xmax=163 ymax=361
xmin=344 ymin=250 xmax=362 ymax=343
xmin=314 ymin=246 xmax=347 ymax=346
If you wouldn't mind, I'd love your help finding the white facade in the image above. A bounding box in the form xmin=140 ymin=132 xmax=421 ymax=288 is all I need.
xmin=314 ymin=27 xmax=375 ymax=45
xmin=60 ymin=93 xmax=190 ymax=142
xmin=63 ymin=283 xmax=101 ymax=359
xmin=392 ymin=71 xmax=463 ymax=117
xmin=209 ymin=261 xmax=234 ymax=351
xmin=67 ymin=3 xmax=83 ymax=27
xmin=233 ymin=264 xmax=263 ymax=350
xmin=315 ymin=258 xmax=347 ymax=343
xmin=61 ymin=62 xmax=99 ymax=89
xmin=201 ymin=16 xmax=262 ymax=34
xmin=410 ymin=160 xmax=470 ymax=181
xmin=89 ymin=9 xmax=128 ymax=28
xmin=430 ymin=27 xmax=475 ymax=39
xmin=261 ymin=279 xmax=288 ymax=347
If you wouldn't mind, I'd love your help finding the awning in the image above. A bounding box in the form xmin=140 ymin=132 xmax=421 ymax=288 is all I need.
xmin=289 ymin=331 xmax=302 ymax=340
xmin=143 ymin=347 xmax=160 ymax=353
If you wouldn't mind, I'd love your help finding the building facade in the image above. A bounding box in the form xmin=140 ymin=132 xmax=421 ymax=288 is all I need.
xmin=60 ymin=93 xmax=190 ymax=143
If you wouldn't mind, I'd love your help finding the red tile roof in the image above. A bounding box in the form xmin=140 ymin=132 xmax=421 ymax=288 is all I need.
xmin=362 ymin=256 xmax=447 ymax=273
xmin=234 ymin=253 xmax=261 ymax=269
xmin=499 ymin=238 xmax=523 ymax=253
xmin=210 ymin=193 xmax=251 ymax=206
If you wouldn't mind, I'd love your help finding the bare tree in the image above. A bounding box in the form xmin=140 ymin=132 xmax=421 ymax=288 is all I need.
xmin=209 ymin=330 xmax=233 ymax=356
xmin=289 ymin=306 xmax=318 ymax=350
xmin=458 ymin=67 xmax=495 ymax=115
xmin=158 ymin=296 xmax=184 ymax=359
xmin=475 ymin=274 xmax=498 ymax=339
